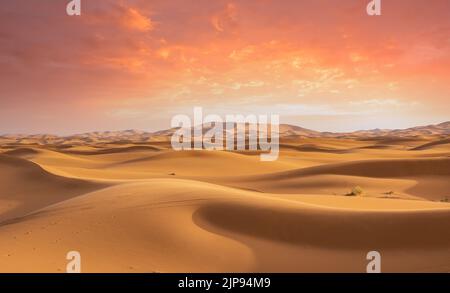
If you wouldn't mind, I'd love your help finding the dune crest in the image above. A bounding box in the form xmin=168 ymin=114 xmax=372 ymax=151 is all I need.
xmin=0 ymin=154 xmax=109 ymax=222
xmin=0 ymin=122 xmax=449 ymax=272
xmin=1 ymin=180 xmax=449 ymax=272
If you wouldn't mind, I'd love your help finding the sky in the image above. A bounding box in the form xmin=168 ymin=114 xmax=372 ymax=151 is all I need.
xmin=0 ymin=0 xmax=449 ymax=134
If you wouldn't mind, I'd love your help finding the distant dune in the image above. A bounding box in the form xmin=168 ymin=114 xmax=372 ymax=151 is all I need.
xmin=3 ymin=148 xmax=39 ymax=158
xmin=1 ymin=121 xmax=449 ymax=144
xmin=257 ymin=158 xmax=450 ymax=179
xmin=411 ymin=137 xmax=450 ymax=150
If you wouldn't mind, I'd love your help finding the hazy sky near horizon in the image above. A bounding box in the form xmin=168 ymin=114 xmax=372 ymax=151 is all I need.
xmin=0 ymin=0 xmax=449 ymax=134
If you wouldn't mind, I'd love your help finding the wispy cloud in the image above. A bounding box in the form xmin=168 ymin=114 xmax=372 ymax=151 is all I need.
xmin=0 ymin=0 xmax=449 ymax=133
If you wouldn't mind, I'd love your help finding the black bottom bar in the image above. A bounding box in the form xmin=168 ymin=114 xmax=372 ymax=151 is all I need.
xmin=0 ymin=273 xmax=449 ymax=291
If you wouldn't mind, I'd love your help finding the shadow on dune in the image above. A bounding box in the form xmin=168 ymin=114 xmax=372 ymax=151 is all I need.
xmin=0 ymin=154 xmax=110 ymax=223
xmin=281 ymin=143 xmax=351 ymax=154
xmin=249 ymin=158 xmax=450 ymax=180
xmin=411 ymin=138 xmax=450 ymax=151
xmin=193 ymin=200 xmax=450 ymax=250
xmin=60 ymin=145 xmax=162 ymax=155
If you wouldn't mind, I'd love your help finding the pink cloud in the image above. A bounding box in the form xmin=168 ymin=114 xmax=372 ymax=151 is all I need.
xmin=0 ymin=0 xmax=449 ymax=134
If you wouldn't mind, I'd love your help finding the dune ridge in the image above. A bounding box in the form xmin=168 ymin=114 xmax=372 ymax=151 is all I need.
xmin=0 ymin=154 xmax=109 ymax=222
xmin=1 ymin=180 xmax=449 ymax=272
xmin=0 ymin=127 xmax=449 ymax=272
xmin=248 ymin=158 xmax=450 ymax=179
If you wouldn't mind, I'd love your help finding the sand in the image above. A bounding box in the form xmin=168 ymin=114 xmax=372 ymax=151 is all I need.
xmin=0 ymin=132 xmax=449 ymax=272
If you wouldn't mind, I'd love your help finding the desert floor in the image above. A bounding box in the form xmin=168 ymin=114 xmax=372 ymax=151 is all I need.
xmin=0 ymin=136 xmax=449 ymax=272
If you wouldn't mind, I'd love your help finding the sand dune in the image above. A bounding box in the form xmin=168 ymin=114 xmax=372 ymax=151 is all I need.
xmin=288 ymin=144 xmax=349 ymax=154
xmin=60 ymin=145 xmax=163 ymax=155
xmin=195 ymin=198 xmax=450 ymax=250
xmin=27 ymin=149 xmax=297 ymax=180
xmin=223 ymin=158 xmax=450 ymax=200
xmin=267 ymin=158 xmax=450 ymax=178
xmin=3 ymin=148 xmax=40 ymax=158
xmin=0 ymin=180 xmax=449 ymax=272
xmin=411 ymin=138 xmax=450 ymax=150
xmin=0 ymin=130 xmax=449 ymax=272
xmin=0 ymin=154 xmax=108 ymax=222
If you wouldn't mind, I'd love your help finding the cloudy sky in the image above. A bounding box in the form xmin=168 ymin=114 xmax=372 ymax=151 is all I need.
xmin=0 ymin=0 xmax=449 ymax=134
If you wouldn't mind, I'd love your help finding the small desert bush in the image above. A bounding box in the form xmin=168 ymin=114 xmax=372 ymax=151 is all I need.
xmin=346 ymin=186 xmax=363 ymax=196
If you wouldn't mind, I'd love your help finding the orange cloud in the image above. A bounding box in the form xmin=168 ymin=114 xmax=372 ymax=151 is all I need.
xmin=0 ymin=0 xmax=449 ymax=134
xmin=121 ymin=7 xmax=154 ymax=32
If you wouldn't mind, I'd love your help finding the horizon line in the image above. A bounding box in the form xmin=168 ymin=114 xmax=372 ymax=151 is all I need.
xmin=1 ymin=120 xmax=448 ymax=137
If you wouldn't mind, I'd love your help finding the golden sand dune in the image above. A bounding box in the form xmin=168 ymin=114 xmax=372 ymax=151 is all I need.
xmin=104 ymin=150 xmax=297 ymax=177
xmin=0 ymin=180 xmax=449 ymax=272
xmin=281 ymin=143 xmax=350 ymax=153
xmin=222 ymin=158 xmax=450 ymax=200
xmin=251 ymin=157 xmax=450 ymax=178
xmin=412 ymin=137 xmax=450 ymax=151
xmin=0 ymin=154 xmax=108 ymax=222
xmin=0 ymin=127 xmax=449 ymax=272
xmin=21 ymin=148 xmax=297 ymax=180
xmin=60 ymin=145 xmax=163 ymax=155
xmin=3 ymin=148 xmax=40 ymax=158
